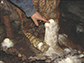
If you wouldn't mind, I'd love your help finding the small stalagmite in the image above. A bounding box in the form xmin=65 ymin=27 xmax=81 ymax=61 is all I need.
xmin=1 ymin=38 xmax=14 ymax=51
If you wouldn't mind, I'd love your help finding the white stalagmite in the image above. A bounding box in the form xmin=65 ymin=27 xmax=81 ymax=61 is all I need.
xmin=44 ymin=19 xmax=64 ymax=60
xmin=1 ymin=38 xmax=14 ymax=51
xmin=44 ymin=19 xmax=59 ymax=46
xmin=29 ymin=19 xmax=64 ymax=60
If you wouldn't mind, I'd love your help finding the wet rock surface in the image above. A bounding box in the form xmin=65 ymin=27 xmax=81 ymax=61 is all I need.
xmin=0 ymin=0 xmax=84 ymax=63
xmin=59 ymin=1 xmax=84 ymax=49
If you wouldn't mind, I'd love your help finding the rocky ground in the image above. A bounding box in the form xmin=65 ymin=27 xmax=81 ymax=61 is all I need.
xmin=59 ymin=1 xmax=84 ymax=48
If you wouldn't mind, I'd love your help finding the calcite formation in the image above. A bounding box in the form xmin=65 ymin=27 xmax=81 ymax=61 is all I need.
xmin=1 ymin=38 xmax=14 ymax=51
xmin=0 ymin=0 xmax=84 ymax=62
xmin=32 ymin=0 xmax=60 ymax=20
xmin=43 ymin=19 xmax=64 ymax=60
